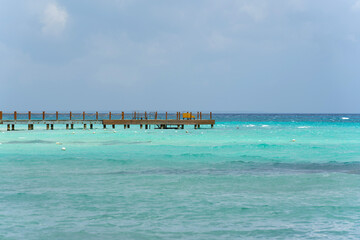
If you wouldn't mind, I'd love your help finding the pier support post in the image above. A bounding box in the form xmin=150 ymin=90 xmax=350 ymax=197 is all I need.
xmin=182 ymin=125 xmax=184 ymax=129
xmin=66 ymin=124 xmax=69 ymax=130
xmin=84 ymin=124 xmax=87 ymax=129
xmin=127 ymin=124 xmax=130 ymax=128
xmin=11 ymin=124 xmax=15 ymax=131
xmin=145 ymin=125 xmax=148 ymax=129
xmin=211 ymin=124 xmax=214 ymax=128
xmin=51 ymin=124 xmax=54 ymax=130
xmin=71 ymin=124 xmax=74 ymax=129
xmin=194 ymin=125 xmax=197 ymax=129
xmin=28 ymin=124 xmax=31 ymax=130
xmin=46 ymin=124 xmax=49 ymax=130
xmin=103 ymin=124 xmax=106 ymax=129
xmin=7 ymin=124 xmax=10 ymax=131
xmin=90 ymin=124 xmax=93 ymax=129
xmin=140 ymin=124 xmax=143 ymax=129
xmin=112 ymin=125 xmax=115 ymax=129
xmin=124 ymin=125 xmax=126 ymax=129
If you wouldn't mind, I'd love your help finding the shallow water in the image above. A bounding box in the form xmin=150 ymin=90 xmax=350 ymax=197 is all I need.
xmin=1 ymin=114 xmax=360 ymax=239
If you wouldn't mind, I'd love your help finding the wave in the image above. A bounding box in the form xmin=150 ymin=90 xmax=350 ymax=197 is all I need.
xmin=99 ymin=161 xmax=360 ymax=176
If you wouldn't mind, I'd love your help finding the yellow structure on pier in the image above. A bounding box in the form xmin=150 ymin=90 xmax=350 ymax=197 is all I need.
xmin=182 ymin=112 xmax=195 ymax=120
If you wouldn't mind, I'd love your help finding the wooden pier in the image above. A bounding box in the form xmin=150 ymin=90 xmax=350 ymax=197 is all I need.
xmin=0 ymin=111 xmax=215 ymax=131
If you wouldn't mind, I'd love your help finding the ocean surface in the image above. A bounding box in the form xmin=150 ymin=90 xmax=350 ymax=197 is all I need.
xmin=1 ymin=114 xmax=360 ymax=239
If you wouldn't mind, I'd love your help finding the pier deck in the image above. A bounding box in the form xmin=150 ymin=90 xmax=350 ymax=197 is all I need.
xmin=0 ymin=111 xmax=215 ymax=130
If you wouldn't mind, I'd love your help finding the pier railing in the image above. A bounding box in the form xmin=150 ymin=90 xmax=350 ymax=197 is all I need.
xmin=0 ymin=111 xmax=213 ymax=121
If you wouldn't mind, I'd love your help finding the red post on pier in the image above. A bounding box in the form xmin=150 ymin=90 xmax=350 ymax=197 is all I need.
xmin=144 ymin=112 xmax=147 ymax=120
xmin=134 ymin=111 xmax=136 ymax=119
xmin=109 ymin=112 xmax=111 ymax=120
xmin=28 ymin=111 xmax=31 ymax=120
xmin=122 ymin=112 xmax=124 ymax=120
xmin=210 ymin=112 xmax=212 ymax=120
xmin=43 ymin=111 xmax=45 ymax=120
xmin=96 ymin=112 xmax=98 ymax=121
xmin=0 ymin=111 xmax=2 ymax=120
xmin=70 ymin=111 xmax=72 ymax=120
xmin=165 ymin=112 xmax=167 ymax=120
xmin=155 ymin=112 xmax=158 ymax=120
xmin=200 ymin=112 xmax=202 ymax=120
xmin=83 ymin=111 xmax=85 ymax=121
xmin=197 ymin=112 xmax=199 ymax=120
xmin=56 ymin=111 xmax=58 ymax=121
xmin=14 ymin=111 xmax=17 ymax=121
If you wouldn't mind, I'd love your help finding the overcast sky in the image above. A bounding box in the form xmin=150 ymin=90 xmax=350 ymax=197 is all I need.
xmin=1 ymin=0 xmax=360 ymax=113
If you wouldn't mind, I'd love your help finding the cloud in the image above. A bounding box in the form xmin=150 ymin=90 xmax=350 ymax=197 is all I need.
xmin=352 ymin=0 xmax=360 ymax=10
xmin=240 ymin=2 xmax=267 ymax=21
xmin=208 ymin=32 xmax=232 ymax=50
xmin=346 ymin=34 xmax=357 ymax=42
xmin=41 ymin=2 xmax=68 ymax=36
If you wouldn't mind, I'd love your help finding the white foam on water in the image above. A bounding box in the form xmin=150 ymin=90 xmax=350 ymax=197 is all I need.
xmin=298 ymin=126 xmax=310 ymax=129
xmin=342 ymin=117 xmax=349 ymax=120
xmin=244 ymin=124 xmax=255 ymax=127
xmin=261 ymin=125 xmax=269 ymax=127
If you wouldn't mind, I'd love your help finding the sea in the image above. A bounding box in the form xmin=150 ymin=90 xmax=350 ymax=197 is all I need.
xmin=0 ymin=114 xmax=360 ymax=239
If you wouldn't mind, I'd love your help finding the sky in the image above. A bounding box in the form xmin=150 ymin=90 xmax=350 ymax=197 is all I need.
xmin=1 ymin=0 xmax=360 ymax=113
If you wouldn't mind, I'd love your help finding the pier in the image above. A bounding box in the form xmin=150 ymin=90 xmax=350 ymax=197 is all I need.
xmin=0 ymin=111 xmax=215 ymax=131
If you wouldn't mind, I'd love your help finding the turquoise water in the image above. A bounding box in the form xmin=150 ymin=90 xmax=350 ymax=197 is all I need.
xmin=1 ymin=114 xmax=360 ymax=239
